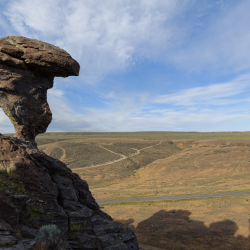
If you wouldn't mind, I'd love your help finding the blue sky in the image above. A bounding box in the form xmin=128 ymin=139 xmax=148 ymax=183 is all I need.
xmin=1 ymin=0 xmax=250 ymax=133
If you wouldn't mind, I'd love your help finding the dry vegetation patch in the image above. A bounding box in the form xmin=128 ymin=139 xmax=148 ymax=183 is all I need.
xmin=35 ymin=132 xmax=250 ymax=249
xmin=38 ymin=138 xmax=161 ymax=170
xmin=74 ymin=140 xmax=181 ymax=189
xmin=100 ymin=143 xmax=137 ymax=156
xmin=102 ymin=195 xmax=250 ymax=250
xmin=39 ymin=140 xmax=122 ymax=168
xmin=77 ymin=158 xmax=140 ymax=187
xmin=39 ymin=137 xmax=250 ymax=200
xmin=90 ymin=140 xmax=250 ymax=200
xmin=35 ymin=131 xmax=250 ymax=141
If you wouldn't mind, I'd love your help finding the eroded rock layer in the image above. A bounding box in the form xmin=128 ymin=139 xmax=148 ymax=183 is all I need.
xmin=0 ymin=36 xmax=80 ymax=141
xmin=0 ymin=134 xmax=139 ymax=249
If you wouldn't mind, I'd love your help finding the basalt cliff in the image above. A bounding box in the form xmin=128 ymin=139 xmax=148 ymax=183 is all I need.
xmin=0 ymin=36 xmax=139 ymax=250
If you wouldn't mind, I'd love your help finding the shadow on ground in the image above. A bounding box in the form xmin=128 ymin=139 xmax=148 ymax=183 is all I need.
xmin=117 ymin=209 xmax=250 ymax=250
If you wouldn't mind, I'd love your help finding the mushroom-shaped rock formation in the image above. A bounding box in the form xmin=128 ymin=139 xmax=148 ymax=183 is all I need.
xmin=0 ymin=36 xmax=80 ymax=141
xmin=0 ymin=36 xmax=139 ymax=249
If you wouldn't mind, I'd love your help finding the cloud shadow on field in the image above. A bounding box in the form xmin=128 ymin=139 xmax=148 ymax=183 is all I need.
xmin=117 ymin=209 xmax=250 ymax=250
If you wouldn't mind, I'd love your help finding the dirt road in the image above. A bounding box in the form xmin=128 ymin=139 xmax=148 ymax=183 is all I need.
xmin=74 ymin=140 xmax=163 ymax=169
xmin=97 ymin=190 xmax=250 ymax=204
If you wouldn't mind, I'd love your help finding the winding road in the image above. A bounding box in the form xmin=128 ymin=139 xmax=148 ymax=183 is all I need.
xmin=97 ymin=190 xmax=250 ymax=205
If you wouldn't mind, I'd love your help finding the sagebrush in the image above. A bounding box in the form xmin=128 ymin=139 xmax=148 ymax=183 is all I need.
xmin=35 ymin=224 xmax=61 ymax=242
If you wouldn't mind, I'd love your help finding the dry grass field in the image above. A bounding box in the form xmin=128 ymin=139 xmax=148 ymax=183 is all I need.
xmin=35 ymin=131 xmax=250 ymax=141
xmin=38 ymin=138 xmax=181 ymax=186
xmin=86 ymin=140 xmax=250 ymax=200
xmin=34 ymin=131 xmax=250 ymax=249
xmin=39 ymin=140 xmax=124 ymax=168
xmin=102 ymin=195 xmax=250 ymax=250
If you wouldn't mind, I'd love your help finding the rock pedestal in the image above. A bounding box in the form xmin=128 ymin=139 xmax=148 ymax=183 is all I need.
xmin=0 ymin=36 xmax=79 ymax=141
xmin=0 ymin=36 xmax=139 ymax=249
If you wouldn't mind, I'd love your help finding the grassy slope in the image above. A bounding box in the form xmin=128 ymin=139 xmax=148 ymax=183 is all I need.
xmin=36 ymin=132 xmax=250 ymax=199
xmin=34 ymin=131 xmax=250 ymax=249
xmin=90 ymin=140 xmax=250 ymax=200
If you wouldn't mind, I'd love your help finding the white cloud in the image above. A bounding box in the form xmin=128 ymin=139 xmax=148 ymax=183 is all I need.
xmin=45 ymin=77 xmax=250 ymax=132
xmin=171 ymin=1 xmax=250 ymax=74
xmin=0 ymin=7 xmax=13 ymax=36
xmin=2 ymin=1 xmax=250 ymax=133
xmin=4 ymin=1 xmax=250 ymax=78
xmin=47 ymin=87 xmax=91 ymax=132
xmin=154 ymin=74 xmax=250 ymax=106
xmin=72 ymin=106 xmax=250 ymax=132
xmin=0 ymin=108 xmax=15 ymax=134
xmin=4 ymin=0 xmax=190 ymax=83
xmin=2 ymin=75 xmax=250 ymax=133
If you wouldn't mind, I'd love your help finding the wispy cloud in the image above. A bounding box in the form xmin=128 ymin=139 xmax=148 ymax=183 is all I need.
xmin=154 ymin=74 xmax=250 ymax=106
xmin=4 ymin=1 xmax=250 ymax=78
xmin=44 ymin=74 xmax=250 ymax=132
xmin=52 ymin=104 xmax=250 ymax=132
xmin=171 ymin=1 xmax=250 ymax=74
xmin=0 ymin=4 xmax=14 ymax=36
xmin=1 ymin=1 xmax=250 ymax=133
xmin=47 ymin=87 xmax=91 ymax=132
xmin=4 ymin=0 xmax=191 ymax=83
xmin=2 ymin=74 xmax=250 ymax=133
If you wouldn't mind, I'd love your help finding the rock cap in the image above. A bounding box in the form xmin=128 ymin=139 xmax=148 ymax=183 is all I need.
xmin=0 ymin=36 xmax=80 ymax=77
xmin=0 ymin=36 xmax=80 ymax=141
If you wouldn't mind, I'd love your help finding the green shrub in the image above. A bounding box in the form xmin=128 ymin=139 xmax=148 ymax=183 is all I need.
xmin=35 ymin=224 xmax=61 ymax=242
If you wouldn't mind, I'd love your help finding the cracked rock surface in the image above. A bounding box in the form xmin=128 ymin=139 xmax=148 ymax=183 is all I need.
xmin=0 ymin=135 xmax=139 ymax=249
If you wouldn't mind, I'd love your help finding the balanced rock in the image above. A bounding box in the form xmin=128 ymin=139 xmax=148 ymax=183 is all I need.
xmin=0 ymin=36 xmax=139 ymax=249
xmin=0 ymin=36 xmax=80 ymax=141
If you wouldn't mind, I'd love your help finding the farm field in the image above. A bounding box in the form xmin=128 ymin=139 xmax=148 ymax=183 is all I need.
xmin=34 ymin=131 xmax=250 ymax=249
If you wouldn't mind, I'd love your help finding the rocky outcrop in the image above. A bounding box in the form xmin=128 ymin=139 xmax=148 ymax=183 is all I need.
xmin=0 ymin=36 xmax=139 ymax=249
xmin=0 ymin=134 xmax=138 ymax=249
xmin=0 ymin=36 xmax=80 ymax=141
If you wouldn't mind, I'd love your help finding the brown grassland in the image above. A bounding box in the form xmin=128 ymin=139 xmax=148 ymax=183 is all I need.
xmin=35 ymin=131 xmax=250 ymax=249
xmin=102 ymin=195 xmax=250 ymax=250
